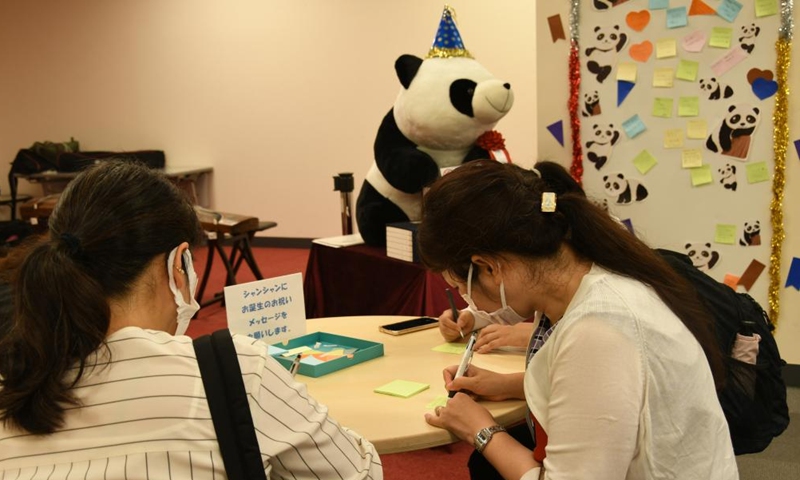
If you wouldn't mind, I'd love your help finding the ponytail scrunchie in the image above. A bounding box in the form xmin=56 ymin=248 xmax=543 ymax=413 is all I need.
xmin=59 ymin=233 xmax=83 ymax=258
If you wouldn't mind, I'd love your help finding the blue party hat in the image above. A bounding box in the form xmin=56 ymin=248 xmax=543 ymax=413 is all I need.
xmin=426 ymin=5 xmax=473 ymax=59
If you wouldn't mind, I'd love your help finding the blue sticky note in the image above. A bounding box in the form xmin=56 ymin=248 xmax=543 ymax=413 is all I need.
xmin=618 ymin=80 xmax=635 ymax=106
xmin=786 ymin=257 xmax=800 ymax=290
xmin=650 ymin=0 xmax=669 ymax=9
xmin=622 ymin=114 xmax=647 ymax=139
xmin=547 ymin=120 xmax=565 ymax=146
xmin=794 ymin=139 xmax=800 ymax=159
xmin=621 ymin=218 xmax=634 ymax=235
xmin=717 ymin=0 xmax=743 ymax=22
xmin=666 ymin=7 xmax=688 ymax=28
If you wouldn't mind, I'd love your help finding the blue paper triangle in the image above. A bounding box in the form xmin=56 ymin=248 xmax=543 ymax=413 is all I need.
xmin=617 ymin=80 xmax=636 ymax=106
xmin=547 ymin=120 xmax=565 ymax=146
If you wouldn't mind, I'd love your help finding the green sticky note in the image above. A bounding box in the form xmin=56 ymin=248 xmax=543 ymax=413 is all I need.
xmin=709 ymin=27 xmax=733 ymax=48
xmin=756 ymin=0 xmax=778 ymax=17
xmin=633 ymin=150 xmax=658 ymax=174
xmin=715 ymin=224 xmax=737 ymax=245
xmin=432 ymin=343 xmax=467 ymax=354
xmin=678 ymin=97 xmax=700 ymax=117
xmin=746 ymin=161 xmax=771 ymax=183
xmin=676 ymin=60 xmax=699 ymax=82
xmin=374 ymin=380 xmax=430 ymax=398
xmin=652 ymin=97 xmax=674 ymax=118
xmin=426 ymin=396 xmax=449 ymax=409
xmin=690 ymin=164 xmax=712 ymax=186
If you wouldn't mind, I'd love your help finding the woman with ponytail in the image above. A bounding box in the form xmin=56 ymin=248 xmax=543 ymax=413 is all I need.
xmin=419 ymin=160 xmax=737 ymax=480
xmin=0 ymin=161 xmax=381 ymax=479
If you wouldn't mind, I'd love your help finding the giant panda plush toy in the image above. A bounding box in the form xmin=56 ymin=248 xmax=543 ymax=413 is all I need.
xmin=356 ymin=7 xmax=514 ymax=246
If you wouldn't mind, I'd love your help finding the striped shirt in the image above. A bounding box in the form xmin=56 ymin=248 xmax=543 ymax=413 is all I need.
xmin=0 ymin=327 xmax=383 ymax=480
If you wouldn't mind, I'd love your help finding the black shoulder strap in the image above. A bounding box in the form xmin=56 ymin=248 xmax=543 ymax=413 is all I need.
xmin=193 ymin=329 xmax=267 ymax=480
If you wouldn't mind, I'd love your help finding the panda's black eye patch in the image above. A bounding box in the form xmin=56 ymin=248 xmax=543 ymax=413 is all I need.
xmin=747 ymin=115 xmax=756 ymax=123
xmin=610 ymin=34 xmax=617 ymax=41
xmin=702 ymin=252 xmax=709 ymax=258
xmin=731 ymin=114 xmax=741 ymax=124
xmin=598 ymin=33 xmax=605 ymax=41
xmin=688 ymin=250 xmax=696 ymax=257
xmin=450 ymin=79 xmax=477 ymax=117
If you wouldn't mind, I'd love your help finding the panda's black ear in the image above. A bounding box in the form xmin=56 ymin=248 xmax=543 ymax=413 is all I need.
xmin=603 ymin=175 xmax=609 ymax=181
xmin=728 ymin=104 xmax=736 ymax=112
xmin=594 ymin=26 xmax=601 ymax=32
xmin=754 ymin=107 xmax=760 ymax=115
xmin=705 ymin=242 xmax=712 ymax=248
xmin=685 ymin=243 xmax=692 ymax=249
xmin=395 ymin=55 xmax=423 ymax=89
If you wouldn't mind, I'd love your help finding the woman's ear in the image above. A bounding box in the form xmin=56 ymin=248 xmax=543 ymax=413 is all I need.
xmin=470 ymin=254 xmax=503 ymax=285
xmin=171 ymin=241 xmax=191 ymax=290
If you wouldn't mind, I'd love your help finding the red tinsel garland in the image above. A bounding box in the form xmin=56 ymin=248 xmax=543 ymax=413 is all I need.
xmin=568 ymin=41 xmax=583 ymax=185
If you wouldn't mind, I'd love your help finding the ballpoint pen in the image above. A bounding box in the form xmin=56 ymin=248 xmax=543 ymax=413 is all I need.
xmin=289 ymin=353 xmax=302 ymax=377
xmin=449 ymin=331 xmax=479 ymax=398
xmin=445 ymin=288 xmax=465 ymax=339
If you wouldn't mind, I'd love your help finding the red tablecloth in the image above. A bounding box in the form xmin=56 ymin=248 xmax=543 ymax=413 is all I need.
xmin=303 ymin=243 xmax=467 ymax=318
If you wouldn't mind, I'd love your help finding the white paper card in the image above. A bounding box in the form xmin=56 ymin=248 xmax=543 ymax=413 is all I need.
xmin=225 ymin=272 xmax=307 ymax=344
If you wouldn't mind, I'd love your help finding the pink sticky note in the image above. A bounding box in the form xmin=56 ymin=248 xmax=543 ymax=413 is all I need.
xmin=711 ymin=48 xmax=749 ymax=76
xmin=682 ymin=31 xmax=707 ymax=52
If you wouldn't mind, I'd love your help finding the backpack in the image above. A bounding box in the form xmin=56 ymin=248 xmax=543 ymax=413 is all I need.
xmin=656 ymin=249 xmax=790 ymax=455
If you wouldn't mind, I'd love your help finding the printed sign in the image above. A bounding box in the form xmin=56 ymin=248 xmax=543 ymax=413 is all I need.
xmin=225 ymin=272 xmax=306 ymax=344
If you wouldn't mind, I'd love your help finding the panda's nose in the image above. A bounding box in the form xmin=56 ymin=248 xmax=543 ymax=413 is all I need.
xmin=503 ymin=83 xmax=511 ymax=90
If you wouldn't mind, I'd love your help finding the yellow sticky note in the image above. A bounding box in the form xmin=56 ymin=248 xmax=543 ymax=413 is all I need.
xmin=682 ymin=149 xmax=703 ymax=168
xmin=617 ymin=62 xmax=638 ymax=82
xmin=756 ymin=0 xmax=779 ymax=17
xmin=687 ymin=119 xmax=708 ymax=139
xmin=656 ymin=38 xmax=677 ymax=58
xmin=653 ymin=68 xmax=675 ymax=88
xmin=709 ymin=27 xmax=733 ymax=48
xmin=746 ymin=161 xmax=771 ymax=183
xmin=426 ymin=396 xmax=449 ymax=409
xmin=652 ymin=97 xmax=674 ymax=118
xmin=432 ymin=343 xmax=467 ymax=354
xmin=678 ymin=97 xmax=700 ymax=117
xmin=676 ymin=60 xmax=699 ymax=82
xmin=664 ymin=129 xmax=685 ymax=149
xmin=374 ymin=380 xmax=430 ymax=398
xmin=690 ymin=165 xmax=713 ymax=186
xmin=281 ymin=346 xmax=312 ymax=357
xmin=633 ymin=150 xmax=658 ymax=174
xmin=715 ymin=224 xmax=737 ymax=245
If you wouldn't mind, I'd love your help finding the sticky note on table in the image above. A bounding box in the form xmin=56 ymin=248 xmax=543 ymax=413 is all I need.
xmin=281 ymin=346 xmax=312 ymax=357
xmin=709 ymin=27 xmax=733 ymax=48
xmin=715 ymin=224 xmax=737 ymax=244
xmin=374 ymin=380 xmax=430 ymax=398
xmin=432 ymin=343 xmax=467 ymax=354
xmin=623 ymin=114 xmax=647 ymax=138
xmin=687 ymin=119 xmax=707 ymax=139
xmin=746 ymin=161 xmax=771 ymax=183
xmin=633 ymin=150 xmax=658 ymax=174
xmin=676 ymin=60 xmax=699 ymax=81
xmin=666 ymin=7 xmax=688 ymax=28
xmin=426 ymin=396 xmax=450 ymax=409
xmin=652 ymin=97 xmax=674 ymax=118
xmin=678 ymin=97 xmax=700 ymax=117
xmin=691 ymin=164 xmax=713 ymax=185
xmin=650 ymin=0 xmax=669 ymax=9
xmin=664 ymin=128 xmax=685 ymax=148
xmin=738 ymin=260 xmax=766 ymax=291
xmin=682 ymin=149 xmax=703 ymax=168
xmin=717 ymin=0 xmax=743 ymax=22
xmin=653 ymin=68 xmax=674 ymax=87
xmin=756 ymin=0 xmax=779 ymax=17
xmin=656 ymin=38 xmax=678 ymax=58
xmin=682 ymin=31 xmax=707 ymax=52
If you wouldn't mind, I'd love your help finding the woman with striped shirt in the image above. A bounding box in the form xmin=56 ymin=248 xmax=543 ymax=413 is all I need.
xmin=0 ymin=161 xmax=382 ymax=480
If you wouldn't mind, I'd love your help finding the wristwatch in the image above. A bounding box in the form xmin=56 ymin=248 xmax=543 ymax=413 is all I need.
xmin=474 ymin=425 xmax=507 ymax=454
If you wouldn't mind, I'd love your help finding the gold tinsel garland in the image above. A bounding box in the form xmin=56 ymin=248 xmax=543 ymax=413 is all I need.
xmin=769 ymin=39 xmax=791 ymax=326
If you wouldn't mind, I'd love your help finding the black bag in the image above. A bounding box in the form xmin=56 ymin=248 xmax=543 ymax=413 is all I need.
xmin=657 ymin=249 xmax=790 ymax=455
xmin=193 ymin=330 xmax=267 ymax=480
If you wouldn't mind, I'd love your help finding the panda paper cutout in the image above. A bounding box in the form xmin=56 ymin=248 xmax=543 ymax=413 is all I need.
xmin=739 ymin=220 xmax=761 ymax=246
xmin=685 ymin=242 xmax=720 ymax=271
xmin=705 ymin=104 xmax=761 ymax=160
xmin=585 ymin=123 xmax=620 ymax=169
xmin=581 ymin=90 xmax=602 ymax=117
xmin=699 ymin=77 xmax=734 ymax=100
xmin=585 ymin=25 xmax=629 ymax=83
xmin=738 ymin=23 xmax=760 ymax=54
xmin=602 ymin=172 xmax=649 ymax=204
xmin=593 ymin=0 xmax=631 ymax=11
xmin=718 ymin=163 xmax=738 ymax=191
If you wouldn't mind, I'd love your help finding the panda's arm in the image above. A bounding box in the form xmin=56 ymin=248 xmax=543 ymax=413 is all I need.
xmin=374 ymin=109 xmax=440 ymax=192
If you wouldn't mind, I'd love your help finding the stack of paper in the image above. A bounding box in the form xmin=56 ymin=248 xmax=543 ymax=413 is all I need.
xmin=312 ymin=233 xmax=364 ymax=248
xmin=386 ymin=222 xmax=419 ymax=262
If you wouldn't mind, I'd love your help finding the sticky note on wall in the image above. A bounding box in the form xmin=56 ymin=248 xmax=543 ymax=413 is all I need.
xmin=715 ymin=224 xmax=737 ymax=244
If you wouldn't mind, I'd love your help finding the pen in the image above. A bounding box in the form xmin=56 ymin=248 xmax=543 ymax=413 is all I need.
xmin=448 ymin=331 xmax=478 ymax=398
xmin=289 ymin=353 xmax=302 ymax=377
xmin=445 ymin=288 xmax=464 ymax=339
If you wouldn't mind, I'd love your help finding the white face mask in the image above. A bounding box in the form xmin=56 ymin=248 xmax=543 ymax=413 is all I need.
xmin=167 ymin=247 xmax=200 ymax=336
xmin=462 ymin=263 xmax=528 ymax=325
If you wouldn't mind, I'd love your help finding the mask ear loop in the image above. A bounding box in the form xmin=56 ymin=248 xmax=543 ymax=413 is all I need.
xmin=467 ymin=263 xmax=474 ymax=298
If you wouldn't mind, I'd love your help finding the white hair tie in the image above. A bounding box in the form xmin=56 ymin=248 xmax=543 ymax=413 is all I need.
xmin=531 ymin=167 xmax=542 ymax=178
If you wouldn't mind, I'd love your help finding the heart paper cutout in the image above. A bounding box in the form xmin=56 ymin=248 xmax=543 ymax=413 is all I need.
xmin=747 ymin=68 xmax=774 ymax=85
xmin=626 ymin=10 xmax=651 ymax=32
xmin=629 ymin=41 xmax=654 ymax=62
xmin=752 ymin=78 xmax=779 ymax=100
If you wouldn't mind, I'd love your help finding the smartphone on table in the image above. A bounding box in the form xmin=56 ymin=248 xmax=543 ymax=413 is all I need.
xmin=379 ymin=317 xmax=439 ymax=335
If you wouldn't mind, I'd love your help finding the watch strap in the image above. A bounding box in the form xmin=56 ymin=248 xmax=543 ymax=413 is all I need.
xmin=474 ymin=424 xmax=507 ymax=453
